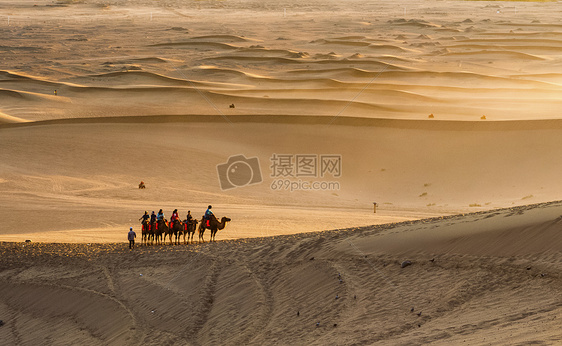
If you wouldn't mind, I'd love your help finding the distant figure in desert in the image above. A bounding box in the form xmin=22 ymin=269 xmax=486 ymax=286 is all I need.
xmin=128 ymin=227 xmax=136 ymax=249
xmin=138 ymin=181 xmax=146 ymax=189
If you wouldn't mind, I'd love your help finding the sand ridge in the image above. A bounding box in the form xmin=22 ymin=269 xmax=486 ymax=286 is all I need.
xmin=1 ymin=202 xmax=562 ymax=345
xmin=3 ymin=1 xmax=562 ymax=121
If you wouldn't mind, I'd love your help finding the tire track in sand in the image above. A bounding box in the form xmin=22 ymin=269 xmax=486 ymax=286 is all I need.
xmin=190 ymin=257 xmax=222 ymax=345
xmin=234 ymin=257 xmax=275 ymax=345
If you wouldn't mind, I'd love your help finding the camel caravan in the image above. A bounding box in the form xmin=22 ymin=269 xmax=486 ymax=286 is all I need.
xmin=139 ymin=205 xmax=231 ymax=246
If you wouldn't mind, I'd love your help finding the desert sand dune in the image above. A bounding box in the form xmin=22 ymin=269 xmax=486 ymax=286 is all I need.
xmin=149 ymin=41 xmax=240 ymax=50
xmin=442 ymin=50 xmax=546 ymax=61
xmin=447 ymin=44 xmax=562 ymax=55
xmin=1 ymin=202 xmax=562 ymax=345
xmin=452 ymin=37 xmax=562 ymax=45
xmin=0 ymin=111 xmax=27 ymax=123
xmin=1 ymin=0 xmax=562 ymax=344
xmin=189 ymin=35 xmax=253 ymax=42
xmin=83 ymin=70 xmax=213 ymax=87
xmin=231 ymin=47 xmax=308 ymax=58
xmin=1 ymin=115 xmax=561 ymax=243
xmin=5 ymin=66 xmax=562 ymax=120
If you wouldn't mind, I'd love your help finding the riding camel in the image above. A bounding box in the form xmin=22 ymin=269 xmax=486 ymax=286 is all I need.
xmin=198 ymin=215 xmax=231 ymax=242
xmin=182 ymin=218 xmax=198 ymax=244
xmin=153 ymin=219 xmax=166 ymax=245
xmin=141 ymin=220 xmax=151 ymax=245
xmin=166 ymin=220 xmax=184 ymax=245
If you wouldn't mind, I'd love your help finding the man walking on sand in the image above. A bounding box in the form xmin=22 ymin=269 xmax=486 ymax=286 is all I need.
xmin=128 ymin=227 xmax=136 ymax=249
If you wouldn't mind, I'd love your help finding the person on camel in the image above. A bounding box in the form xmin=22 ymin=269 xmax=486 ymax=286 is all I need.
xmin=157 ymin=209 xmax=165 ymax=222
xmin=150 ymin=210 xmax=157 ymax=224
xmin=185 ymin=210 xmax=193 ymax=223
xmin=139 ymin=211 xmax=150 ymax=224
xmin=170 ymin=209 xmax=180 ymax=228
xmin=204 ymin=205 xmax=214 ymax=227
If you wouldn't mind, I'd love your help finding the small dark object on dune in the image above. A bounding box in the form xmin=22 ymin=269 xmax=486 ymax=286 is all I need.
xmin=309 ymin=257 xmax=314 ymax=260
xmin=417 ymin=312 xmax=422 ymax=317
xmin=229 ymin=103 xmax=235 ymax=108
xmin=401 ymin=260 xmax=412 ymax=268
xmin=0 ymin=320 xmax=4 ymax=327
xmin=333 ymin=323 xmax=338 ymax=327
xmin=411 ymin=307 xmax=414 ymax=312
xmin=429 ymin=258 xmax=435 ymax=263
xmin=297 ymin=311 xmax=300 ymax=316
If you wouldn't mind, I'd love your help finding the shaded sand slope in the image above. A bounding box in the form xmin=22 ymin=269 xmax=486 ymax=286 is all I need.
xmin=1 ymin=201 xmax=561 ymax=345
xmin=0 ymin=111 xmax=27 ymax=124
xmin=0 ymin=116 xmax=561 ymax=241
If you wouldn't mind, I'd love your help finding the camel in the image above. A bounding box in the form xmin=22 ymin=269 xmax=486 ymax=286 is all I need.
xmin=198 ymin=215 xmax=231 ymax=242
xmin=182 ymin=218 xmax=198 ymax=244
xmin=153 ymin=219 xmax=166 ymax=245
xmin=162 ymin=221 xmax=175 ymax=245
xmin=145 ymin=220 xmax=157 ymax=245
xmin=141 ymin=220 xmax=151 ymax=245
xmin=166 ymin=220 xmax=184 ymax=245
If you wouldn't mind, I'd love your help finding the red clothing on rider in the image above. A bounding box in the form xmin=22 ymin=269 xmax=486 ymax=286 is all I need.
xmin=171 ymin=210 xmax=179 ymax=226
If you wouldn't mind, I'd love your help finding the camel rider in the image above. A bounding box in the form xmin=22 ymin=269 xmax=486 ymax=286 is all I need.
xmin=204 ymin=205 xmax=214 ymax=227
xmin=186 ymin=210 xmax=193 ymax=223
xmin=150 ymin=211 xmax=157 ymax=224
xmin=157 ymin=209 xmax=164 ymax=222
xmin=170 ymin=209 xmax=179 ymax=228
xmin=139 ymin=211 xmax=150 ymax=224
